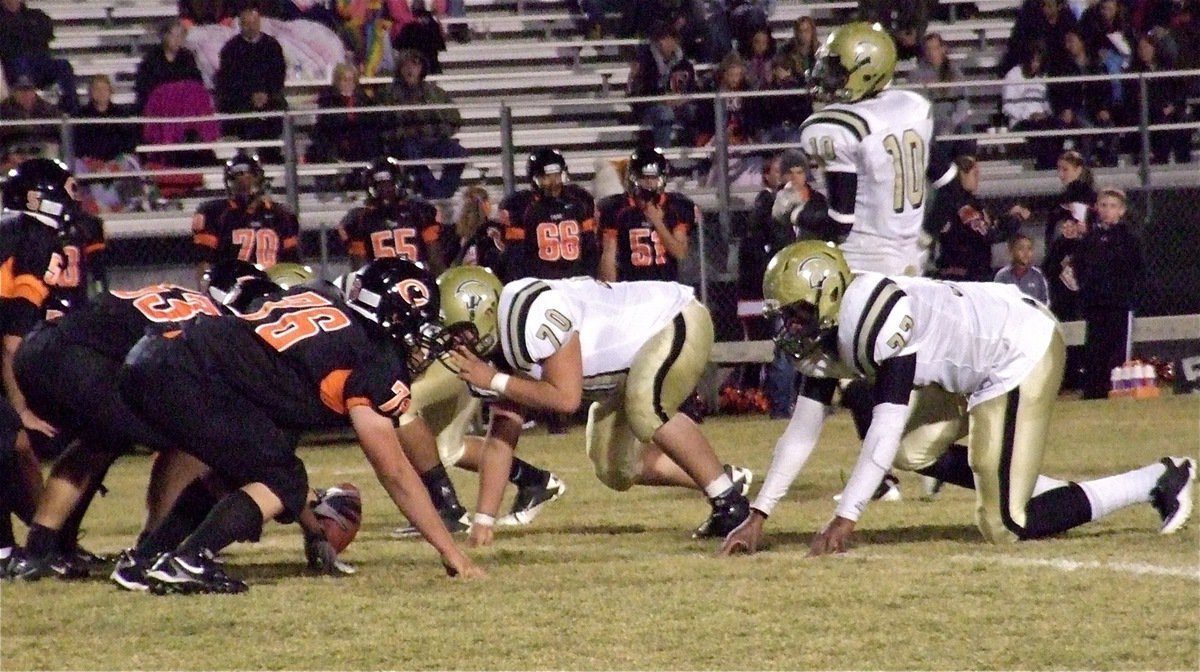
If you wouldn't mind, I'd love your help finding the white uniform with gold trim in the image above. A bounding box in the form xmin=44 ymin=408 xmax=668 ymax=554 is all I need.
xmin=800 ymin=88 xmax=942 ymax=275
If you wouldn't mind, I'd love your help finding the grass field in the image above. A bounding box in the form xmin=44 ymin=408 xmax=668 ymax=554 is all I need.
xmin=2 ymin=394 xmax=1198 ymax=670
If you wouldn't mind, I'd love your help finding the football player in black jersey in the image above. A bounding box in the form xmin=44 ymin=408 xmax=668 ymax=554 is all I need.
xmin=499 ymin=148 xmax=598 ymax=280
xmin=8 ymin=262 xmax=268 ymax=582
xmin=191 ymin=152 xmax=301 ymax=284
xmin=598 ymin=147 xmax=695 ymax=282
xmin=338 ymin=156 xmax=446 ymax=273
xmin=0 ymin=158 xmax=83 ymax=572
xmin=119 ymin=258 xmax=482 ymax=593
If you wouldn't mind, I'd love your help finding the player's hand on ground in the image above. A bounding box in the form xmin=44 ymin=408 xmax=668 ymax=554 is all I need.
xmin=807 ymin=516 xmax=856 ymax=557
xmin=19 ymin=409 xmax=57 ymax=437
xmin=449 ymin=346 xmax=497 ymax=391
xmin=467 ymin=523 xmax=494 ymax=549
xmin=442 ymin=554 xmax=486 ymax=579
xmin=304 ymin=534 xmax=357 ymax=576
xmin=716 ymin=510 xmax=766 ymax=557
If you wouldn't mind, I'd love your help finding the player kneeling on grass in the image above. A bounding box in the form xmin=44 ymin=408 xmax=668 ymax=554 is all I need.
xmin=436 ymin=266 xmax=753 ymax=547
xmin=719 ymin=241 xmax=1195 ymax=556
xmin=115 ymin=258 xmax=482 ymax=594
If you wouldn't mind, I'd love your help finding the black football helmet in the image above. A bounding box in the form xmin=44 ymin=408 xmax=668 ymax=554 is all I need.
xmin=364 ymin=156 xmax=414 ymax=205
xmin=526 ymin=148 xmax=568 ymax=194
xmin=224 ymin=277 xmax=283 ymax=314
xmin=342 ymin=258 xmax=441 ymax=374
xmin=626 ymin=146 xmax=669 ymax=202
xmin=202 ymin=259 xmax=270 ymax=308
xmin=224 ymin=152 xmax=266 ymax=205
xmin=1 ymin=158 xmax=80 ymax=226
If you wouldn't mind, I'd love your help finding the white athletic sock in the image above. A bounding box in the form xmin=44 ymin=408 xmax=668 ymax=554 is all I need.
xmin=704 ymin=474 xmax=735 ymax=499
xmin=0 ymin=546 xmax=11 ymax=560
xmin=1032 ymin=475 xmax=1068 ymax=497
xmin=1077 ymin=462 xmax=1166 ymax=521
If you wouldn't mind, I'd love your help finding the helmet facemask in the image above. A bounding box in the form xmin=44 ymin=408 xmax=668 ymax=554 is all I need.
xmin=764 ymin=299 xmax=834 ymax=362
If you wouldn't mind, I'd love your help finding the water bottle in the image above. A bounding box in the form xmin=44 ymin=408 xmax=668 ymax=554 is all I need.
xmin=1110 ymin=366 xmax=1124 ymax=392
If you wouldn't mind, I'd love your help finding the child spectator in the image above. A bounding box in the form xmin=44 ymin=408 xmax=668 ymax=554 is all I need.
xmin=1075 ymin=187 xmax=1144 ymax=399
xmin=995 ymin=233 xmax=1051 ymax=305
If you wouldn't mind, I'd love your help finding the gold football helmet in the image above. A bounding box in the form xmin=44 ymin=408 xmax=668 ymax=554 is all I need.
xmin=435 ymin=265 xmax=503 ymax=360
xmin=807 ymin=22 xmax=897 ymax=103
xmin=762 ymin=241 xmax=853 ymax=360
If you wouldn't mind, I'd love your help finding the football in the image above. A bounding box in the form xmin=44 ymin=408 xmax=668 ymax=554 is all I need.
xmin=313 ymin=483 xmax=363 ymax=553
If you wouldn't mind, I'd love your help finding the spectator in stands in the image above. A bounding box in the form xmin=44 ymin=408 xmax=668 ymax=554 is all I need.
xmin=924 ymin=155 xmax=1029 ymax=282
xmin=0 ymin=76 xmax=60 ymax=167
xmin=995 ymin=233 xmax=1051 ymax=305
xmin=745 ymin=53 xmax=812 ymax=144
xmin=387 ymin=49 xmax=466 ymax=199
xmin=307 ymin=63 xmax=388 ymax=163
xmin=0 ymin=0 xmax=78 ymax=113
xmin=1171 ymin=0 xmax=1200 ymax=103
xmin=1003 ymin=44 xmax=1061 ymax=169
xmin=214 ymin=0 xmax=288 ymax=163
xmin=74 ymin=75 xmax=146 ymax=213
xmin=1000 ymin=0 xmax=1078 ymax=77
xmin=1047 ymin=29 xmax=1119 ymax=165
xmin=392 ymin=0 xmax=446 ymax=75
xmin=1080 ymin=0 xmax=1134 ymax=106
xmin=909 ymin=32 xmax=975 ymax=159
xmin=134 ymin=19 xmax=205 ymax=113
xmin=627 ymin=21 xmax=699 ymax=148
xmin=1075 ymin=187 xmax=1144 ymax=399
xmin=1046 ymin=149 xmax=1096 ymax=243
xmin=1125 ymin=30 xmax=1193 ymax=164
xmin=728 ymin=1 xmax=772 ymax=54
xmin=780 ymin=15 xmax=819 ymax=77
xmin=696 ymin=52 xmax=760 ymax=188
xmin=858 ymin=0 xmax=933 ymax=61
xmin=443 ymin=185 xmax=505 ymax=272
xmin=180 ymin=0 xmax=235 ymax=25
xmin=739 ymin=26 xmax=776 ymax=90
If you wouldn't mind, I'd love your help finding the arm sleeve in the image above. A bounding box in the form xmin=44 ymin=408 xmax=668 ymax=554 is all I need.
xmin=750 ymin=394 xmax=827 ymax=517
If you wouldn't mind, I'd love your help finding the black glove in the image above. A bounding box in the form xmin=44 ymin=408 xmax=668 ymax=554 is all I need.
xmin=304 ymin=533 xmax=357 ymax=576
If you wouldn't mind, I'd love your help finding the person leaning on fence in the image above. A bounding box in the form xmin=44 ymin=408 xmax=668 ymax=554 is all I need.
xmin=214 ymin=0 xmax=288 ymax=164
xmin=924 ymin=155 xmax=1029 ymax=282
xmin=1074 ymin=187 xmax=1144 ymax=400
xmin=386 ymin=49 xmax=466 ymax=200
xmin=994 ymin=232 xmax=1051 ymax=305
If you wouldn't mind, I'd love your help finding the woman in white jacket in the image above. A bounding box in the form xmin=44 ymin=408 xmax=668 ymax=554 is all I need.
xmin=1002 ymin=46 xmax=1060 ymax=169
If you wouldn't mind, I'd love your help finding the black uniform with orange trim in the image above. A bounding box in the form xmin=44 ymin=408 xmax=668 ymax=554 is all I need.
xmin=47 ymin=211 xmax=107 ymax=316
xmin=192 ymin=197 xmax=301 ymax=269
xmin=0 ymin=212 xmax=68 ymax=338
xmin=337 ymin=199 xmax=441 ymax=265
xmin=600 ymin=191 xmax=696 ymax=282
xmin=121 ymin=284 xmax=412 ymax=515
xmin=499 ymin=184 xmax=598 ymax=280
xmin=13 ymin=285 xmax=223 ymax=454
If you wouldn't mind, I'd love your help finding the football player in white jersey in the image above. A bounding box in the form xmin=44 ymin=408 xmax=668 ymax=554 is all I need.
xmin=437 ymin=266 xmax=753 ymax=547
xmin=718 ymin=242 xmax=1195 ymax=555
xmin=795 ymin=21 xmax=961 ymax=499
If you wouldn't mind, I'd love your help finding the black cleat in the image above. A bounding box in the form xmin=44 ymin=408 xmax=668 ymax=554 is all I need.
xmin=872 ymin=473 xmax=903 ymax=501
xmin=146 ymin=550 xmax=248 ymax=595
xmin=692 ymin=491 xmax=751 ymax=539
xmin=7 ymin=552 xmax=89 ymax=581
xmin=391 ymin=505 xmax=471 ymax=539
xmin=498 ymin=473 xmax=567 ymax=526
xmin=67 ymin=545 xmax=111 ymax=567
xmin=110 ymin=549 xmax=152 ymax=592
xmin=1152 ymin=457 xmax=1196 ymax=535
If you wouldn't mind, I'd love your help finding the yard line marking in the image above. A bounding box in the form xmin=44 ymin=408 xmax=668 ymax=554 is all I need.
xmin=945 ymin=553 xmax=1200 ymax=579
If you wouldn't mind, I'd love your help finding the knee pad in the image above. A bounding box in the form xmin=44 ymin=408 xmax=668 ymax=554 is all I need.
xmin=585 ymin=401 xmax=640 ymax=492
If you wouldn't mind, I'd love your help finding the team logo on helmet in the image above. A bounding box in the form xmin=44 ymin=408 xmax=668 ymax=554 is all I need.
xmin=454 ymin=280 xmax=486 ymax=316
xmin=396 ymin=278 xmax=431 ymax=309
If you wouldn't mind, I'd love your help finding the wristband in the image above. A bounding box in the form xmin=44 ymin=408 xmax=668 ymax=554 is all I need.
xmin=489 ymin=372 xmax=511 ymax=395
xmin=473 ymin=513 xmax=496 ymax=527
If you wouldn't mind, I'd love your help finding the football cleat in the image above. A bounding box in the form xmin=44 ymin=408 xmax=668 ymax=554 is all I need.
xmin=110 ymin=549 xmax=152 ymax=592
xmin=498 ymin=473 xmax=567 ymax=526
xmin=146 ymin=550 xmax=248 ymax=595
xmin=692 ymin=491 xmax=751 ymax=539
xmin=725 ymin=464 xmax=754 ymax=497
xmin=6 ymin=552 xmax=89 ymax=581
xmin=920 ymin=475 xmax=945 ymax=501
xmin=1151 ymin=457 xmax=1196 ymax=535
xmin=391 ymin=505 xmax=471 ymax=539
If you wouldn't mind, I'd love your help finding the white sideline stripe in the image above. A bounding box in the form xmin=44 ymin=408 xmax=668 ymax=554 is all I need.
xmin=856 ymin=551 xmax=1200 ymax=580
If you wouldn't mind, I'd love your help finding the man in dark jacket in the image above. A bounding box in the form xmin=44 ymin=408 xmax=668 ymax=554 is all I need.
xmin=0 ymin=0 xmax=78 ymax=112
xmin=387 ymin=49 xmax=465 ymax=199
xmin=214 ymin=0 xmax=287 ymax=162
